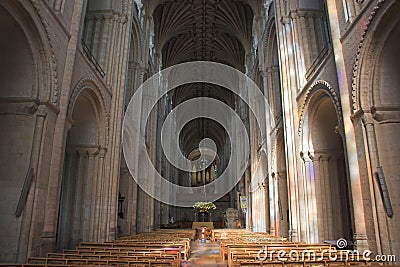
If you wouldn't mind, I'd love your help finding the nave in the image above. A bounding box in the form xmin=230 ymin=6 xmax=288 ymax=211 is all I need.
xmin=0 ymin=229 xmax=394 ymax=267
xmin=1 ymin=0 xmax=400 ymax=265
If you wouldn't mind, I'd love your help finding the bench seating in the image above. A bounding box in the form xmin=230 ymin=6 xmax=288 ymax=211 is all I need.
xmin=212 ymin=230 xmax=387 ymax=267
xmin=0 ymin=230 xmax=195 ymax=267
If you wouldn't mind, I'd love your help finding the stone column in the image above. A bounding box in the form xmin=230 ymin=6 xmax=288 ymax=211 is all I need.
xmin=72 ymin=148 xmax=87 ymax=246
xmin=325 ymin=0 xmax=368 ymax=251
xmin=127 ymin=172 xmax=138 ymax=235
xmin=305 ymin=152 xmax=319 ymax=242
xmin=94 ymin=147 xmax=107 ymax=241
xmin=309 ymin=152 xmax=324 ymax=240
xmin=57 ymin=147 xmax=76 ymax=249
xmin=277 ymin=170 xmax=289 ymax=238
xmin=23 ymin=105 xmax=48 ymax=259
xmin=269 ymin=173 xmax=277 ymax=236
xmin=245 ymin=168 xmax=252 ymax=230
xmin=274 ymin=4 xmax=301 ymax=241
xmin=289 ymin=8 xmax=328 ymax=87
xmin=82 ymin=148 xmax=99 ymax=241
xmin=104 ymin=6 xmax=133 ymax=242
xmin=88 ymin=149 xmax=99 ymax=241
xmin=40 ymin=1 xmax=84 ymax=255
xmin=361 ymin=112 xmax=387 ymax=255
xmin=312 ymin=152 xmax=331 ymax=241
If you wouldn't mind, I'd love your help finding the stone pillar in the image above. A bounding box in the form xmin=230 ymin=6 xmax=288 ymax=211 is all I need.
xmin=277 ymin=171 xmax=289 ymax=238
xmin=245 ymin=168 xmax=252 ymax=231
xmin=274 ymin=4 xmax=301 ymax=241
xmin=269 ymin=173 xmax=277 ymax=236
xmin=361 ymin=112 xmax=390 ymax=255
xmin=289 ymin=8 xmax=328 ymax=87
xmin=57 ymin=148 xmax=75 ymax=249
xmin=40 ymin=1 xmax=84 ymax=255
xmin=102 ymin=5 xmax=133 ymax=242
xmin=127 ymin=173 xmax=138 ymax=235
xmin=88 ymin=149 xmax=100 ymax=241
xmin=94 ymin=147 xmax=107 ymax=241
xmin=72 ymin=149 xmax=86 ymax=246
xmin=325 ymin=0 xmax=368 ymax=251
xmin=306 ymin=152 xmax=320 ymax=242
xmin=22 ymin=105 xmax=48 ymax=259
xmin=191 ymin=166 xmax=197 ymax=186
xmin=210 ymin=164 xmax=215 ymax=182
xmin=82 ymin=148 xmax=99 ymax=241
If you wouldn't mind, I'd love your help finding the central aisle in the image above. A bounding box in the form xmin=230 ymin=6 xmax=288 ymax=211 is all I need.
xmin=183 ymin=241 xmax=226 ymax=266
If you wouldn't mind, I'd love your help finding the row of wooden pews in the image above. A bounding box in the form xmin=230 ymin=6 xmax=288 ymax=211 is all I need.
xmin=214 ymin=230 xmax=388 ymax=267
xmin=0 ymin=229 xmax=196 ymax=267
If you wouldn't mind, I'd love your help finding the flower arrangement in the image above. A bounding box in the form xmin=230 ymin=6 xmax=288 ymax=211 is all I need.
xmin=193 ymin=202 xmax=216 ymax=212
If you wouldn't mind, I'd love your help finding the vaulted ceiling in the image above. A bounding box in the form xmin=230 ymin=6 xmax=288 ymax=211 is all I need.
xmin=150 ymin=0 xmax=255 ymax=174
xmin=153 ymin=0 xmax=254 ymax=70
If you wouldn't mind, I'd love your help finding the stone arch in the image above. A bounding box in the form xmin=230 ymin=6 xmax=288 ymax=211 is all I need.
xmin=263 ymin=14 xmax=278 ymax=69
xmin=351 ymin=0 xmax=391 ymax=112
xmin=299 ymin=80 xmax=342 ymax=135
xmin=57 ymin=83 xmax=107 ymax=250
xmin=0 ymin=1 xmax=57 ymax=262
xmin=68 ymin=78 xmax=107 ymax=145
xmin=263 ymin=14 xmax=283 ymax=120
xmin=124 ymin=14 xmax=145 ymax=104
xmin=130 ymin=14 xmax=144 ymax=62
xmin=352 ymin=0 xmax=400 ymax=256
xmin=301 ymin=89 xmax=352 ymax=243
xmin=0 ymin=0 xmax=57 ymax=102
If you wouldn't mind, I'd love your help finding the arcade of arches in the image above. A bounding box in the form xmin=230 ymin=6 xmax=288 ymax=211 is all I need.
xmin=0 ymin=0 xmax=399 ymax=264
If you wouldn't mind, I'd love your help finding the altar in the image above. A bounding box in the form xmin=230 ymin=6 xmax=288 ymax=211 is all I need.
xmin=191 ymin=221 xmax=214 ymax=229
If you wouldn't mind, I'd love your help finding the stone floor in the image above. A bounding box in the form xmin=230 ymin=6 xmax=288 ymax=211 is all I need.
xmin=182 ymin=240 xmax=226 ymax=266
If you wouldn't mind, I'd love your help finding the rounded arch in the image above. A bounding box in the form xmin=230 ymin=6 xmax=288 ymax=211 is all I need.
xmin=0 ymin=1 xmax=58 ymax=261
xmin=0 ymin=0 xmax=58 ymax=103
xmin=308 ymin=96 xmax=343 ymax=152
xmin=130 ymin=14 xmax=144 ymax=64
xmin=300 ymin=88 xmax=352 ymax=242
xmin=262 ymin=12 xmax=283 ymax=126
xmin=58 ymin=80 xmax=107 ymax=250
xmin=68 ymin=78 xmax=108 ymax=146
xmin=299 ymin=80 xmax=342 ymax=136
xmin=351 ymin=0 xmax=400 ymax=257
xmin=351 ymin=0 xmax=397 ymax=112
xmin=263 ymin=14 xmax=278 ymax=69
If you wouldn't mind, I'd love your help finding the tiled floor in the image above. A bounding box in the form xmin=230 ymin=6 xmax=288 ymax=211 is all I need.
xmin=182 ymin=240 xmax=226 ymax=266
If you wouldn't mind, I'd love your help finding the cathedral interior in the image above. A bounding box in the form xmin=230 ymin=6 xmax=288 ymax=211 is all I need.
xmin=0 ymin=0 xmax=399 ymax=265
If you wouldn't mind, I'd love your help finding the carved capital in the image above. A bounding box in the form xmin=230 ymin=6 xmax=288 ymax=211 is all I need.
xmin=361 ymin=111 xmax=375 ymax=126
xmin=300 ymin=151 xmax=313 ymax=162
xmin=24 ymin=103 xmax=38 ymax=115
xmin=99 ymin=146 xmax=107 ymax=158
xmin=37 ymin=105 xmax=48 ymax=118
xmin=280 ymin=16 xmax=290 ymax=25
